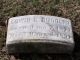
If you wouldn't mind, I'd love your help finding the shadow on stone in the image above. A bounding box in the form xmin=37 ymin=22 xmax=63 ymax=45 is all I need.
xmin=10 ymin=53 xmax=73 ymax=60
xmin=9 ymin=31 xmax=80 ymax=60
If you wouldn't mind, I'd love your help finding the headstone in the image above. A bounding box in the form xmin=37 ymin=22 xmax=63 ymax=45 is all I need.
xmin=6 ymin=15 xmax=74 ymax=54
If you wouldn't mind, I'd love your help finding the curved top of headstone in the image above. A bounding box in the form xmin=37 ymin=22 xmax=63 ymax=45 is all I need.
xmin=6 ymin=15 xmax=74 ymax=45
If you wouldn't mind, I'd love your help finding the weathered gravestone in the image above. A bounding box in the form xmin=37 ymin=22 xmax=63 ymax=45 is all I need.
xmin=6 ymin=15 xmax=74 ymax=54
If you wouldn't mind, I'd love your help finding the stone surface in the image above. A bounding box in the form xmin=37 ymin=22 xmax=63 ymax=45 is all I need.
xmin=6 ymin=15 xmax=74 ymax=54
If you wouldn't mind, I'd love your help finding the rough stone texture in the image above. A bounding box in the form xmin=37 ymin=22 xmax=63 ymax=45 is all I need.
xmin=6 ymin=15 xmax=74 ymax=54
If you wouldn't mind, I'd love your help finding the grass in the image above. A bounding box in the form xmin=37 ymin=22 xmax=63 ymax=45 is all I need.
xmin=0 ymin=0 xmax=80 ymax=60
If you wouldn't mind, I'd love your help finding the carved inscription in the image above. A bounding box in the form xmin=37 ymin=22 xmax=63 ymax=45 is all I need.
xmin=7 ymin=15 xmax=73 ymax=43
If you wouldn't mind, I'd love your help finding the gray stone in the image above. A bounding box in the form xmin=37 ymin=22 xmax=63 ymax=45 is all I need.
xmin=6 ymin=15 xmax=74 ymax=54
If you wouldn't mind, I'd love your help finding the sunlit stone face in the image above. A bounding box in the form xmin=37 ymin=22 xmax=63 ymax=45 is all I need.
xmin=6 ymin=15 xmax=74 ymax=53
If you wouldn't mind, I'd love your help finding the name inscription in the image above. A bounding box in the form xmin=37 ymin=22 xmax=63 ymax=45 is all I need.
xmin=7 ymin=15 xmax=73 ymax=43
